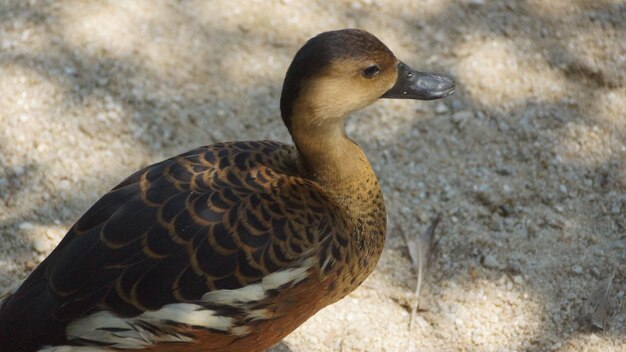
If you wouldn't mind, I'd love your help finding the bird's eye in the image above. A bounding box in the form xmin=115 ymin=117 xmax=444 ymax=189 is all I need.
xmin=362 ymin=65 xmax=381 ymax=79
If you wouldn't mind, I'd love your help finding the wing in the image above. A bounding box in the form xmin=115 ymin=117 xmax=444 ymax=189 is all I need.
xmin=0 ymin=141 xmax=350 ymax=351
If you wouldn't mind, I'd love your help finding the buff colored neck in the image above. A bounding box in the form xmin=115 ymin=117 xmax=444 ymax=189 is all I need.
xmin=288 ymin=100 xmax=378 ymax=209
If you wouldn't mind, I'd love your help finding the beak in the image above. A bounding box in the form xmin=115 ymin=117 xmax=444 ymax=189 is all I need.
xmin=381 ymin=62 xmax=455 ymax=100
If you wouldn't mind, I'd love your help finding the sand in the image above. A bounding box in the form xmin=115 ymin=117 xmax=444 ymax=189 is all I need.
xmin=0 ymin=0 xmax=624 ymax=351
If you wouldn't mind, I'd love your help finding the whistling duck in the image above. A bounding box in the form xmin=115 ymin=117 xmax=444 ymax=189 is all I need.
xmin=0 ymin=29 xmax=454 ymax=351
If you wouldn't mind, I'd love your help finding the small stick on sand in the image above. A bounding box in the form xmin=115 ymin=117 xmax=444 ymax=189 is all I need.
xmin=404 ymin=214 xmax=441 ymax=331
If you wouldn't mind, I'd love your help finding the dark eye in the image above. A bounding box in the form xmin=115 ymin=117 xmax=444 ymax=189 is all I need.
xmin=362 ymin=65 xmax=381 ymax=79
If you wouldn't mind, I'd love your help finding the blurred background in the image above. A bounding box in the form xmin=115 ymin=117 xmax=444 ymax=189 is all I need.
xmin=0 ymin=0 xmax=624 ymax=351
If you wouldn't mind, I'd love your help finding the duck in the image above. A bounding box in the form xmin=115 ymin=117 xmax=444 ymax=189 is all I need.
xmin=0 ymin=29 xmax=454 ymax=352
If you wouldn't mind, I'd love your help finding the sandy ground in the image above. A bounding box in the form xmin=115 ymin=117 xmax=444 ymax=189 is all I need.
xmin=1 ymin=0 xmax=625 ymax=351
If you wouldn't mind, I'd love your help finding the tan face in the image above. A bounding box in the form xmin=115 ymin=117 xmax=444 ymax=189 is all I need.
xmin=294 ymin=55 xmax=399 ymax=128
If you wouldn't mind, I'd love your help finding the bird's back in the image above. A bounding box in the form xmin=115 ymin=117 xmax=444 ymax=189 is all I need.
xmin=0 ymin=141 xmax=354 ymax=352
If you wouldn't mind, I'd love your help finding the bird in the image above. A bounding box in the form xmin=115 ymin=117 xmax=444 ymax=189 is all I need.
xmin=0 ymin=29 xmax=454 ymax=352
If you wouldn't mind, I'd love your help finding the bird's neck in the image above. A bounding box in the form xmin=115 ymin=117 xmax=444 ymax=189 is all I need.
xmin=292 ymin=123 xmax=369 ymax=190
xmin=288 ymin=107 xmax=383 ymax=219
xmin=288 ymin=106 xmax=387 ymax=304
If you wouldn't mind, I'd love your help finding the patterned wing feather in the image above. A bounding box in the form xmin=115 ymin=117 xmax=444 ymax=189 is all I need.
xmin=0 ymin=141 xmax=348 ymax=352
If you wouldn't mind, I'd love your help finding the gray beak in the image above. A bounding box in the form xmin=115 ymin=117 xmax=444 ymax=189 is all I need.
xmin=381 ymin=62 xmax=455 ymax=100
